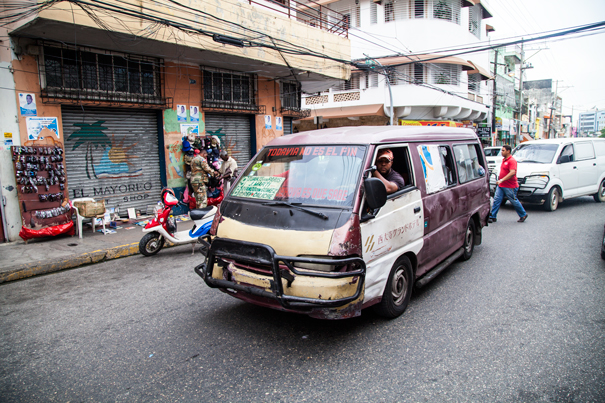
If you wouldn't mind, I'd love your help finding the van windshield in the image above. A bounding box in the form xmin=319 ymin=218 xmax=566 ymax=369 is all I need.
xmin=231 ymin=145 xmax=366 ymax=207
xmin=513 ymin=143 xmax=559 ymax=163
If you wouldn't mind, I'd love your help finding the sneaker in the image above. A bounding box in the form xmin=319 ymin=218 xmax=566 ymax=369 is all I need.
xmin=488 ymin=217 xmax=497 ymax=223
xmin=517 ymin=214 xmax=528 ymax=223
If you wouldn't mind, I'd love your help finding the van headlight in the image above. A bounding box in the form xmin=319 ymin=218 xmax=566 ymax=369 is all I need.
xmin=524 ymin=172 xmax=550 ymax=188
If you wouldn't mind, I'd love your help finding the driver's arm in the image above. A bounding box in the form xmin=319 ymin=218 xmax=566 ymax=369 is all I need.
xmin=372 ymin=170 xmax=399 ymax=194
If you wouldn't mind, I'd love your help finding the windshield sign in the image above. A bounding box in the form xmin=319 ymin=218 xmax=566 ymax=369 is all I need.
xmin=231 ymin=145 xmax=366 ymax=207
xmin=513 ymin=143 xmax=559 ymax=163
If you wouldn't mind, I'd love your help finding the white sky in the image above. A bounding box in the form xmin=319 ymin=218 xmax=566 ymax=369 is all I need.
xmin=486 ymin=0 xmax=605 ymax=124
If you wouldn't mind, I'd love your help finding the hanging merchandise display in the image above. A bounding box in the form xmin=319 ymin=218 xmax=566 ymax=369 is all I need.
xmin=12 ymin=144 xmax=75 ymax=242
xmin=62 ymin=107 xmax=163 ymax=215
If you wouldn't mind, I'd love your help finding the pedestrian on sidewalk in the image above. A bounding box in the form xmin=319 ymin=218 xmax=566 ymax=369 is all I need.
xmin=489 ymin=145 xmax=528 ymax=223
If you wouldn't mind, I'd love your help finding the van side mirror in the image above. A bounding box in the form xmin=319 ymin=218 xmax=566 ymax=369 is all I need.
xmin=558 ymin=154 xmax=571 ymax=164
xmin=363 ymin=177 xmax=387 ymax=210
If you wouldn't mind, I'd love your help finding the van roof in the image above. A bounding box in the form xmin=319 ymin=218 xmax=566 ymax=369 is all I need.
xmin=269 ymin=126 xmax=478 ymax=146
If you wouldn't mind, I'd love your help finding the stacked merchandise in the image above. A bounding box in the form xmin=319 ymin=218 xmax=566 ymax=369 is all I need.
xmin=12 ymin=146 xmax=75 ymax=241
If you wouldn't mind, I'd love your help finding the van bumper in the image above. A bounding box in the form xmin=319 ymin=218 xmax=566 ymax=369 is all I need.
xmin=194 ymin=238 xmax=366 ymax=319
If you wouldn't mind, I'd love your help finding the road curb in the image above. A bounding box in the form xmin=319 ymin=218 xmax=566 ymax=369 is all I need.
xmin=0 ymin=241 xmax=176 ymax=284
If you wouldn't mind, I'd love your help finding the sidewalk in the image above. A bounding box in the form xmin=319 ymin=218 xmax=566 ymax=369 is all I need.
xmin=0 ymin=217 xmax=196 ymax=284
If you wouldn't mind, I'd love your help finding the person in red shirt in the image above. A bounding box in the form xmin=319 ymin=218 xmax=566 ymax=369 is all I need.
xmin=489 ymin=145 xmax=528 ymax=223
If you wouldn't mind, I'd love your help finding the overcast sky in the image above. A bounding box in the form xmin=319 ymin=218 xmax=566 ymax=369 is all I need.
xmin=486 ymin=0 xmax=605 ymax=123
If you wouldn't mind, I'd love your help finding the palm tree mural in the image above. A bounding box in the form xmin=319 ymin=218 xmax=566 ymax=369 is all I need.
xmin=68 ymin=121 xmax=110 ymax=179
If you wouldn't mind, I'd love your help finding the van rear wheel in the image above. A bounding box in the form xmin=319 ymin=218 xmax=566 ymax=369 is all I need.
xmin=373 ymin=256 xmax=414 ymax=319
xmin=460 ymin=219 xmax=476 ymax=261
xmin=594 ymin=179 xmax=605 ymax=203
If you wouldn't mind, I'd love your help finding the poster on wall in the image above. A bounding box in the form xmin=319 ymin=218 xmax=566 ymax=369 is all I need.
xmin=276 ymin=116 xmax=283 ymax=131
xmin=265 ymin=115 xmax=272 ymax=129
xmin=26 ymin=117 xmax=60 ymax=140
xmin=19 ymin=93 xmax=37 ymax=116
xmin=177 ymin=105 xmax=187 ymax=122
xmin=190 ymin=106 xmax=199 ymax=122
xmin=180 ymin=124 xmax=199 ymax=137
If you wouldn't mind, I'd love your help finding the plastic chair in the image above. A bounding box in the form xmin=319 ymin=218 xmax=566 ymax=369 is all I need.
xmin=71 ymin=198 xmax=107 ymax=238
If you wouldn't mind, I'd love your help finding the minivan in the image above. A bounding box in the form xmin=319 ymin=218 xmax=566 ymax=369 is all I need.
xmin=195 ymin=126 xmax=491 ymax=319
xmin=493 ymin=138 xmax=605 ymax=211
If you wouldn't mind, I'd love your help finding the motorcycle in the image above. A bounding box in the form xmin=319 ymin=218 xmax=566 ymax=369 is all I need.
xmin=139 ymin=188 xmax=218 ymax=256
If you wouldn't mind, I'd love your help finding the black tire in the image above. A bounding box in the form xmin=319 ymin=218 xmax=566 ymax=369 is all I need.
xmin=601 ymin=231 xmax=605 ymax=260
xmin=460 ymin=219 xmax=476 ymax=261
xmin=594 ymin=179 xmax=605 ymax=203
xmin=373 ymin=256 xmax=414 ymax=319
xmin=543 ymin=187 xmax=559 ymax=211
xmin=139 ymin=232 xmax=164 ymax=256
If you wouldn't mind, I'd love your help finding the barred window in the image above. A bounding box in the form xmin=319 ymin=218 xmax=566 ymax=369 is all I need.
xmin=381 ymin=0 xmax=460 ymax=23
xmin=281 ymin=81 xmax=301 ymax=109
xmin=335 ymin=72 xmax=361 ymax=91
xmin=430 ymin=64 xmax=460 ymax=86
xmin=42 ymin=46 xmax=161 ymax=102
xmin=468 ymin=73 xmax=481 ymax=93
xmin=468 ymin=4 xmax=481 ymax=38
xmin=414 ymin=63 xmax=425 ymax=84
xmin=202 ymin=68 xmax=256 ymax=110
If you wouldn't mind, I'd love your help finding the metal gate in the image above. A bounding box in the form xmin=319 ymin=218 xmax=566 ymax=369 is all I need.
xmin=283 ymin=117 xmax=293 ymax=135
xmin=62 ymin=107 xmax=162 ymax=214
xmin=204 ymin=113 xmax=251 ymax=168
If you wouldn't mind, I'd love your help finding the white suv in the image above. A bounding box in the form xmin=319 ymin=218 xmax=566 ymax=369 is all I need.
xmin=483 ymin=146 xmax=503 ymax=174
xmin=511 ymin=138 xmax=605 ymax=211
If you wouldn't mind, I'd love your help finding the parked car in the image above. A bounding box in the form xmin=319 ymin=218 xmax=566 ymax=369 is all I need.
xmin=502 ymin=138 xmax=605 ymax=211
xmin=483 ymin=146 xmax=503 ymax=175
xmin=196 ymin=126 xmax=491 ymax=319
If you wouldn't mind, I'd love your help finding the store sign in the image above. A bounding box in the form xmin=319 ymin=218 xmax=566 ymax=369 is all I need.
xmin=399 ymin=120 xmax=463 ymax=127
xmin=495 ymin=117 xmax=502 ymax=129
xmin=477 ymin=126 xmax=491 ymax=137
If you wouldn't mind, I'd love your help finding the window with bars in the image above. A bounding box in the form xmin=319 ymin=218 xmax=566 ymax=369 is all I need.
xmin=331 ymin=0 xmax=361 ymax=28
xmin=281 ymin=81 xmax=301 ymax=110
xmin=365 ymin=72 xmax=380 ymax=88
xmin=371 ymin=2 xmax=378 ymax=24
xmin=468 ymin=4 xmax=481 ymax=38
xmin=468 ymin=73 xmax=481 ymax=93
xmin=381 ymin=0 xmax=460 ymax=24
xmin=42 ymin=46 xmax=161 ymax=102
xmin=202 ymin=68 xmax=256 ymax=111
xmin=334 ymin=72 xmax=361 ymax=91
xmin=430 ymin=64 xmax=460 ymax=86
xmin=414 ymin=63 xmax=425 ymax=84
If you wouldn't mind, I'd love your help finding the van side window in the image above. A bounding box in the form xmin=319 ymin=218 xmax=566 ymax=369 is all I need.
xmin=417 ymin=144 xmax=452 ymax=193
xmin=558 ymin=144 xmax=574 ymax=163
xmin=453 ymin=144 xmax=485 ymax=184
xmin=575 ymin=142 xmax=595 ymax=160
xmin=593 ymin=141 xmax=605 ymax=157
xmin=390 ymin=147 xmax=414 ymax=189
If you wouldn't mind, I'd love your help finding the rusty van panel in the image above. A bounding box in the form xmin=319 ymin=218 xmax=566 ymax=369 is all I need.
xmin=216 ymin=216 xmax=333 ymax=257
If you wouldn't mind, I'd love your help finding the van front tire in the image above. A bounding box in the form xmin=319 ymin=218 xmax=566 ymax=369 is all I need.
xmin=374 ymin=256 xmax=414 ymax=319
xmin=543 ymin=187 xmax=559 ymax=211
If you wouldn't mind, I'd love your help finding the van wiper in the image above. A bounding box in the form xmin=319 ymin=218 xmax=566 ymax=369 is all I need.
xmin=262 ymin=201 xmax=328 ymax=220
xmin=517 ymin=159 xmax=543 ymax=163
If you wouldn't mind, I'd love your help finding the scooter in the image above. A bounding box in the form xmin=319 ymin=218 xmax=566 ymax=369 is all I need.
xmin=139 ymin=188 xmax=217 ymax=256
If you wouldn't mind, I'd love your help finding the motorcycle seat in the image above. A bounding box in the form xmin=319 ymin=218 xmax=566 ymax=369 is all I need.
xmin=189 ymin=207 xmax=214 ymax=220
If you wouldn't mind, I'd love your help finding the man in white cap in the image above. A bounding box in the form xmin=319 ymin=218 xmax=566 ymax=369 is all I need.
xmin=373 ymin=148 xmax=405 ymax=194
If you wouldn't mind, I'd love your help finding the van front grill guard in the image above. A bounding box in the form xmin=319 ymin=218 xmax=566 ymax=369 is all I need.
xmin=194 ymin=238 xmax=365 ymax=309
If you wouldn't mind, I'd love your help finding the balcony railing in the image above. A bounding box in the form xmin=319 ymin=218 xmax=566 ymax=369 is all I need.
xmin=244 ymin=0 xmax=349 ymax=38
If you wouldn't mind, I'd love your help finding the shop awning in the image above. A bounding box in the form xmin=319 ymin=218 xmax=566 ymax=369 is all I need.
xmin=358 ymin=54 xmax=475 ymax=70
xmin=303 ymin=104 xmax=384 ymax=120
xmin=486 ymin=24 xmax=495 ymax=32
xmin=467 ymin=60 xmax=493 ymax=80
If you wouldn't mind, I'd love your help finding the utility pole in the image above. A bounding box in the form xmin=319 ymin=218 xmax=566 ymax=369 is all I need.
xmin=363 ymin=54 xmax=394 ymax=126
xmin=547 ymin=80 xmax=560 ymax=139
xmin=491 ymin=48 xmax=499 ymax=146
xmin=517 ymin=41 xmax=524 ymax=143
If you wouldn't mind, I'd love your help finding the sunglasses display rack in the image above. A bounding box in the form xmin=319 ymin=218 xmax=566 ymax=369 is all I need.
xmin=12 ymin=145 xmax=75 ymax=241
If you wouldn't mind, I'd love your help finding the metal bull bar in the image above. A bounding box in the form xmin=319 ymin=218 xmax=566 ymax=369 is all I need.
xmin=194 ymin=238 xmax=366 ymax=309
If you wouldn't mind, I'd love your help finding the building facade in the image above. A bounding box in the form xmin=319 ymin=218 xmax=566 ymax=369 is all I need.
xmin=578 ymin=110 xmax=605 ymax=136
xmin=295 ymin=0 xmax=494 ymax=137
xmin=0 ymin=0 xmax=350 ymax=241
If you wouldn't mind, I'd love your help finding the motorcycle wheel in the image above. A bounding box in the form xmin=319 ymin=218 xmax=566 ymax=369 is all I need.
xmin=139 ymin=232 xmax=165 ymax=256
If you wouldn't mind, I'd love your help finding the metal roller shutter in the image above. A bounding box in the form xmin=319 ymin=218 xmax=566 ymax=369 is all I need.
xmin=204 ymin=113 xmax=251 ymax=168
xmin=62 ymin=107 xmax=162 ymax=214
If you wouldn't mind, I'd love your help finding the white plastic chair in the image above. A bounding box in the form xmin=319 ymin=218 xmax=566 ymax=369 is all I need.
xmin=71 ymin=197 xmax=107 ymax=238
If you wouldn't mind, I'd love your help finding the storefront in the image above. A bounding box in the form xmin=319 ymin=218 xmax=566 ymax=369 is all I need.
xmin=204 ymin=113 xmax=253 ymax=167
xmin=62 ymin=106 xmax=164 ymax=214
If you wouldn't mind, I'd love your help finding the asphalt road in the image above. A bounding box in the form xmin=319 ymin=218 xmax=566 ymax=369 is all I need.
xmin=1 ymin=197 xmax=604 ymax=402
